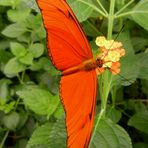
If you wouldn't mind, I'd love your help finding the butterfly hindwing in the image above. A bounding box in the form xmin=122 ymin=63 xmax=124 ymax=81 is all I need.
xmin=60 ymin=71 xmax=97 ymax=147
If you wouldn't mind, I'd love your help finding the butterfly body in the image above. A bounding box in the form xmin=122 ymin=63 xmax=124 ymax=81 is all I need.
xmin=62 ymin=58 xmax=103 ymax=76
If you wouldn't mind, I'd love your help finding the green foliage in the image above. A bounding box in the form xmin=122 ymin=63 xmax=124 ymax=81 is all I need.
xmin=17 ymin=87 xmax=60 ymax=117
xmin=128 ymin=111 xmax=148 ymax=134
xmin=90 ymin=118 xmax=132 ymax=148
xmin=0 ymin=0 xmax=148 ymax=147
xmin=131 ymin=0 xmax=148 ymax=31
xmin=2 ymin=112 xmax=20 ymax=131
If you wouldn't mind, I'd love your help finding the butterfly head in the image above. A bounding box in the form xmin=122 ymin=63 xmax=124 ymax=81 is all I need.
xmin=96 ymin=58 xmax=104 ymax=68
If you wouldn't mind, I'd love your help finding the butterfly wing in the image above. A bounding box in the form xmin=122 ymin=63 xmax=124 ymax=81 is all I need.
xmin=36 ymin=0 xmax=97 ymax=147
xmin=60 ymin=71 xmax=97 ymax=147
xmin=36 ymin=0 xmax=92 ymax=71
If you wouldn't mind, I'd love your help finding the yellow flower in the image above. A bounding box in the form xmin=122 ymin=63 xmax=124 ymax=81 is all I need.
xmin=95 ymin=36 xmax=125 ymax=75
xmin=95 ymin=36 xmax=106 ymax=47
xmin=104 ymin=40 xmax=114 ymax=49
xmin=107 ymin=50 xmax=120 ymax=62
xmin=103 ymin=61 xmax=112 ymax=68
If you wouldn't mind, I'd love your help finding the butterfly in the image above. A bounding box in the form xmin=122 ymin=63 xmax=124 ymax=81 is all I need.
xmin=36 ymin=0 xmax=104 ymax=147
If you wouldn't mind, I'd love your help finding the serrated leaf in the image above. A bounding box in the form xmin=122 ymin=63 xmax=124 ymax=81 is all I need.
xmin=26 ymin=123 xmax=53 ymax=148
xmin=4 ymin=58 xmax=26 ymax=77
xmin=10 ymin=42 xmax=27 ymax=57
xmin=16 ymin=88 xmax=59 ymax=116
xmin=28 ymin=43 xmax=44 ymax=58
xmin=89 ymin=118 xmax=132 ymax=148
xmin=131 ymin=0 xmax=148 ymax=31
xmin=7 ymin=9 xmax=30 ymax=22
xmin=19 ymin=53 xmax=33 ymax=65
xmin=2 ymin=23 xmax=27 ymax=38
xmin=2 ymin=112 xmax=20 ymax=131
xmin=128 ymin=111 xmax=148 ymax=134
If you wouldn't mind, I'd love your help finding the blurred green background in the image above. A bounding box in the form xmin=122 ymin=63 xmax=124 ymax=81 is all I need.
xmin=0 ymin=0 xmax=148 ymax=148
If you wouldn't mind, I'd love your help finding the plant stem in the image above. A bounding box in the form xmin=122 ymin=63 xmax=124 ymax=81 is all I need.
xmin=89 ymin=0 xmax=116 ymax=146
xmin=0 ymin=130 xmax=9 ymax=148
xmin=96 ymin=0 xmax=108 ymax=15
xmin=101 ymin=0 xmax=115 ymax=112
xmin=107 ymin=0 xmax=115 ymax=39
xmin=115 ymin=10 xmax=148 ymax=19
xmin=89 ymin=108 xmax=105 ymax=147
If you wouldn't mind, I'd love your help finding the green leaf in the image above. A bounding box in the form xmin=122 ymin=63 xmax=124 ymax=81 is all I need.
xmin=136 ymin=53 xmax=148 ymax=80
xmin=67 ymin=0 xmax=94 ymax=22
xmin=106 ymin=107 xmax=122 ymax=123
xmin=0 ymin=0 xmax=20 ymax=7
xmin=7 ymin=9 xmax=30 ymax=22
xmin=17 ymin=112 xmax=28 ymax=129
xmin=10 ymin=42 xmax=27 ymax=58
xmin=24 ymin=14 xmax=41 ymax=29
xmin=53 ymin=104 xmax=65 ymax=119
xmin=48 ymin=117 xmax=66 ymax=148
xmin=131 ymin=0 xmax=148 ymax=31
xmin=0 ymin=101 xmax=16 ymax=114
xmin=16 ymin=88 xmax=59 ymax=116
xmin=4 ymin=57 xmax=26 ymax=77
xmin=83 ymin=21 xmax=100 ymax=37
xmin=0 ymin=79 xmax=11 ymax=100
xmin=0 ymin=0 xmax=12 ymax=6
xmin=2 ymin=23 xmax=27 ymax=38
xmin=19 ymin=53 xmax=33 ymax=65
xmin=132 ymin=37 xmax=148 ymax=53
xmin=28 ymin=43 xmax=44 ymax=58
xmin=29 ymin=57 xmax=51 ymax=71
xmin=90 ymin=118 xmax=132 ymax=148
xmin=128 ymin=111 xmax=148 ymax=134
xmin=26 ymin=123 xmax=53 ymax=148
xmin=0 ymin=50 xmax=13 ymax=72
xmin=2 ymin=112 xmax=20 ymax=131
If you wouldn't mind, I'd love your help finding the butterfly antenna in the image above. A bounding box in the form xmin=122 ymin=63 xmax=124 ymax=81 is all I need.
xmin=113 ymin=24 xmax=125 ymax=42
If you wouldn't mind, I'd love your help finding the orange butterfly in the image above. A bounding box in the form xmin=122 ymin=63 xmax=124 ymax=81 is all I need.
xmin=36 ymin=0 xmax=102 ymax=147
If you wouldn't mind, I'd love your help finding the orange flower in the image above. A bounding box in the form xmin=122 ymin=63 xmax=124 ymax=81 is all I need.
xmin=110 ymin=62 xmax=120 ymax=75
xmin=96 ymin=67 xmax=105 ymax=75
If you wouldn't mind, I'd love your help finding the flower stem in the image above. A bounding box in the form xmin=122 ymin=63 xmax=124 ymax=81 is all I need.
xmin=96 ymin=0 xmax=108 ymax=15
xmin=0 ymin=130 xmax=9 ymax=148
xmin=115 ymin=10 xmax=148 ymax=19
xmin=107 ymin=0 xmax=115 ymax=39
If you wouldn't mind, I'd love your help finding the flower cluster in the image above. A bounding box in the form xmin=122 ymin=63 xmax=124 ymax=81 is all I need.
xmin=95 ymin=36 xmax=125 ymax=75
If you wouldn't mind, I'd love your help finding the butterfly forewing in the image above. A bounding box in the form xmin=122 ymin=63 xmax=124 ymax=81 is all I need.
xmin=37 ymin=0 xmax=92 ymax=71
